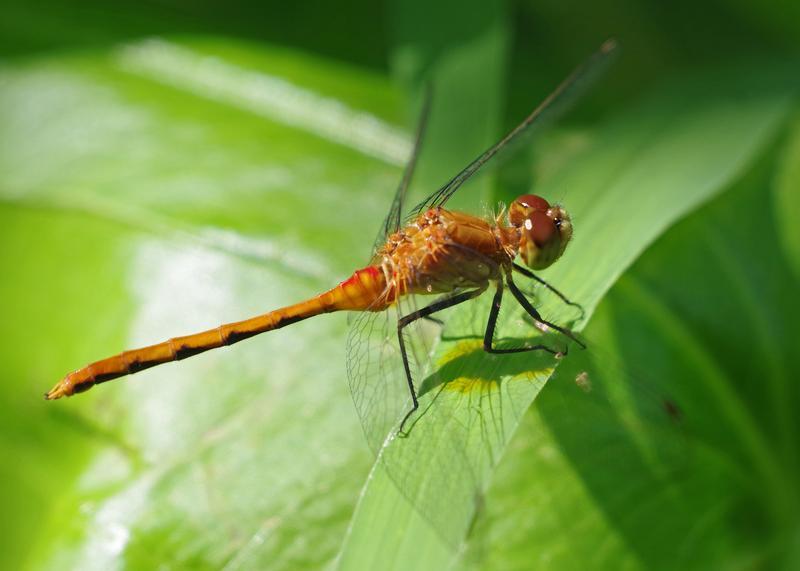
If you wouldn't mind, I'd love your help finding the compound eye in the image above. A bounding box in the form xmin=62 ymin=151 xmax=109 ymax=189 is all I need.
xmin=528 ymin=211 xmax=556 ymax=246
xmin=515 ymin=194 xmax=550 ymax=212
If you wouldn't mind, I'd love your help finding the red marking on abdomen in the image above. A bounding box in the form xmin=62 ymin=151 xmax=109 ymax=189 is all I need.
xmin=343 ymin=266 xmax=381 ymax=287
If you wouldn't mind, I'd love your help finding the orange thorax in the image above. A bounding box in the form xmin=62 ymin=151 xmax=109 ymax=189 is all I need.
xmin=375 ymin=208 xmax=518 ymax=300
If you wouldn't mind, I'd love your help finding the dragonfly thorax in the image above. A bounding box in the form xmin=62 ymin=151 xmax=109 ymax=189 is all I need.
xmin=376 ymin=208 xmax=511 ymax=299
xmin=507 ymin=194 xmax=573 ymax=270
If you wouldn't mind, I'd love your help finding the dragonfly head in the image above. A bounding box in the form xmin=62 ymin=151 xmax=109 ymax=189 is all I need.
xmin=508 ymin=194 xmax=573 ymax=270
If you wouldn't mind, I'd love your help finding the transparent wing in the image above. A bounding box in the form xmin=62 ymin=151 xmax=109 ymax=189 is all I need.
xmin=346 ymin=266 xmax=685 ymax=547
xmin=369 ymin=88 xmax=433 ymax=257
xmin=346 ymin=292 xmax=445 ymax=453
xmin=408 ymin=39 xmax=618 ymax=217
xmin=347 ymin=284 xmax=562 ymax=545
xmin=346 ymin=304 xmax=409 ymax=453
xmin=345 ymin=245 xmax=563 ymax=545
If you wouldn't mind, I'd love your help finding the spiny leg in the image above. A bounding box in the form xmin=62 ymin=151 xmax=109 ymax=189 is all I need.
xmin=482 ymin=280 xmax=561 ymax=355
xmin=506 ymin=273 xmax=586 ymax=349
xmin=396 ymin=287 xmax=485 ymax=435
xmin=512 ymin=262 xmax=585 ymax=319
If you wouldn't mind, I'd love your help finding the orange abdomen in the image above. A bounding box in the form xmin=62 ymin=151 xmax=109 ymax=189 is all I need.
xmin=45 ymin=266 xmax=388 ymax=399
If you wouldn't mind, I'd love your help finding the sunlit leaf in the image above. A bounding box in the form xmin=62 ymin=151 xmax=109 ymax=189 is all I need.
xmin=0 ymin=38 xmax=406 ymax=571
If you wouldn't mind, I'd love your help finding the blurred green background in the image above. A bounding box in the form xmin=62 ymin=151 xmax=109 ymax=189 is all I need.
xmin=1 ymin=1 xmax=798 ymax=570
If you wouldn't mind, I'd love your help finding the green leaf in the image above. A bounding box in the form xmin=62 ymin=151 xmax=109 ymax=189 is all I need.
xmin=465 ymin=132 xmax=800 ymax=569
xmin=1 ymin=36 xmax=796 ymax=571
xmin=0 ymin=38 xmax=405 ymax=571
xmin=775 ymin=116 xmax=800 ymax=282
xmin=338 ymin=68 xmax=795 ymax=568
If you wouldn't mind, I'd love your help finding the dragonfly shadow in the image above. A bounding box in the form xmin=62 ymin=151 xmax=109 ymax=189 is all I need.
xmin=379 ymin=332 xmax=565 ymax=548
xmin=417 ymin=334 xmax=564 ymax=400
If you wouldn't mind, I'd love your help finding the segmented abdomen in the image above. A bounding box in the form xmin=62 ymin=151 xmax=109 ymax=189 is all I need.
xmin=45 ymin=265 xmax=389 ymax=399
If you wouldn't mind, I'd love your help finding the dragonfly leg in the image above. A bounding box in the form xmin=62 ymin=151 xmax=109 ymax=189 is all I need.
xmin=506 ymin=273 xmax=587 ymax=349
xmin=512 ymin=262 xmax=585 ymax=319
xmin=482 ymin=280 xmax=561 ymax=355
xmin=396 ymin=287 xmax=486 ymax=435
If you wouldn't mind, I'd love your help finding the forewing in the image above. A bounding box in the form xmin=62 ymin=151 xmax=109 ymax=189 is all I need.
xmin=369 ymin=88 xmax=433 ymax=257
xmin=408 ymin=39 xmax=618 ymax=216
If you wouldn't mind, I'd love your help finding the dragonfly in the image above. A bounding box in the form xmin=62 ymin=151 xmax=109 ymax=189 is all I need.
xmin=45 ymin=40 xmax=672 ymax=544
xmin=45 ymin=41 xmax=615 ymax=405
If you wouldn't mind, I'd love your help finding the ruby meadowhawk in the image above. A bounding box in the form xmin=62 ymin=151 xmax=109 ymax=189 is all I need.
xmin=44 ymin=39 xmax=682 ymax=544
